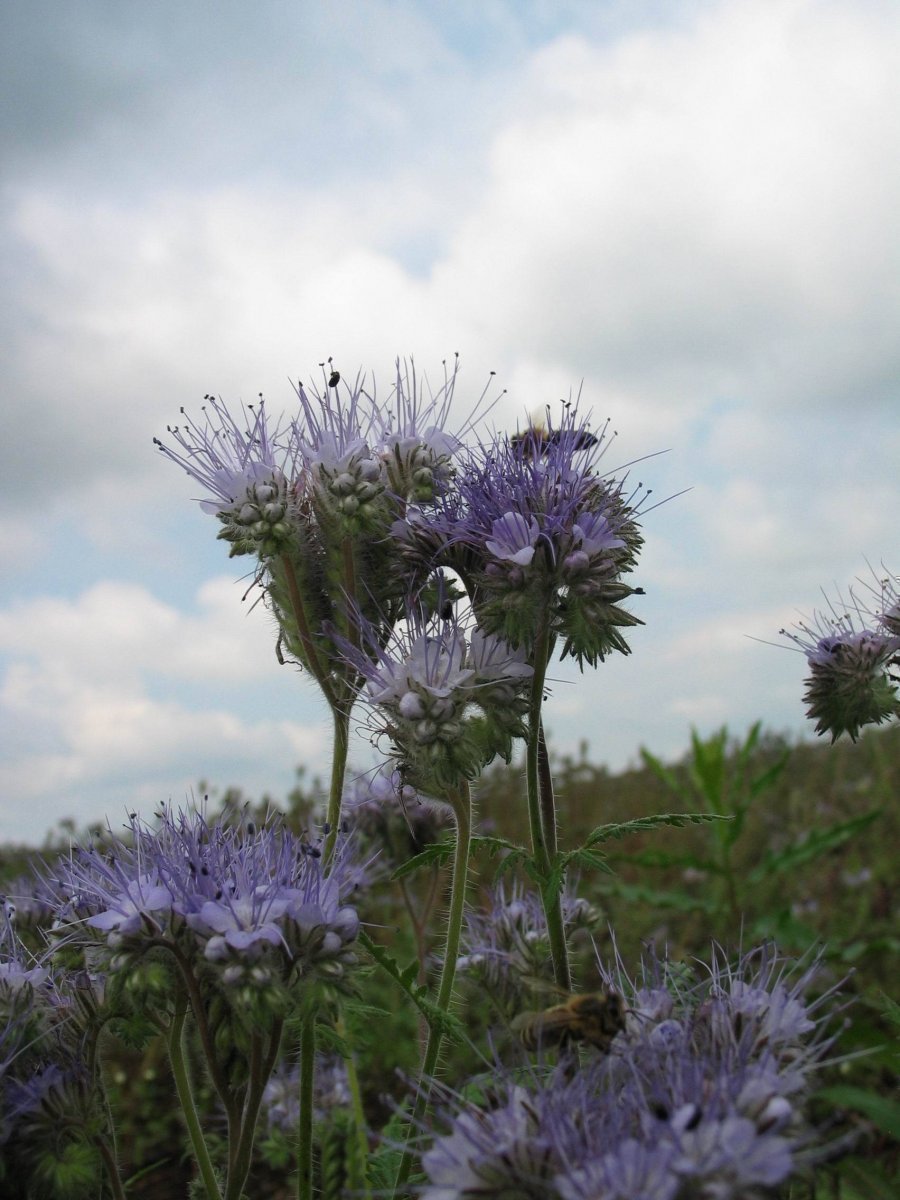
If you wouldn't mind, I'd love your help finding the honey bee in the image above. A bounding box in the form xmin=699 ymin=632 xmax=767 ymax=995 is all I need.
xmin=512 ymin=990 xmax=626 ymax=1053
xmin=510 ymin=421 xmax=599 ymax=460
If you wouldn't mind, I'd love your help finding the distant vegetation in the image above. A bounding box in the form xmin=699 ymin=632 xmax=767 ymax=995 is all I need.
xmin=4 ymin=722 xmax=896 ymax=1197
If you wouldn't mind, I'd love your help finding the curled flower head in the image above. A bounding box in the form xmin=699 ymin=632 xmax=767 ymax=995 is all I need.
xmin=458 ymin=881 xmax=600 ymax=1014
xmin=336 ymin=605 xmax=533 ymax=793
xmin=436 ymin=401 xmax=646 ymax=666
xmin=781 ymin=592 xmax=900 ymax=741
xmin=374 ymin=357 xmax=498 ymax=505
xmin=51 ymin=806 xmax=361 ymax=986
xmin=344 ymin=765 xmax=452 ymax=869
xmin=154 ymin=396 xmax=293 ymax=557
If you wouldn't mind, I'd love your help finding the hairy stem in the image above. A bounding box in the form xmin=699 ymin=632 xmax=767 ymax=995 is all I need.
xmin=297 ymin=1016 xmax=317 ymax=1200
xmin=323 ymin=701 xmax=352 ymax=865
xmin=226 ymin=1021 xmax=284 ymax=1200
xmin=280 ymin=553 xmax=338 ymax=708
xmin=525 ymin=618 xmax=571 ymax=992
xmin=395 ymin=783 xmax=472 ymax=1192
xmin=167 ymin=994 xmax=223 ymax=1200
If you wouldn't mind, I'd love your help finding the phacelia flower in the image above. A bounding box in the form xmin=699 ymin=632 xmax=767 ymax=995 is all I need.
xmin=50 ymin=806 xmax=362 ymax=986
xmin=336 ymin=606 xmax=533 ymax=794
xmin=343 ymin=765 xmax=453 ymax=869
xmin=434 ymin=401 xmax=645 ymax=666
xmin=420 ymin=942 xmax=844 ymax=1199
xmin=457 ymin=881 xmax=600 ymax=1014
xmin=781 ymin=595 xmax=900 ymax=741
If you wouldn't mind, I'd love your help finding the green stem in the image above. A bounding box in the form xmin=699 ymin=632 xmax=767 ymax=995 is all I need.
xmin=280 ymin=553 xmax=339 ymax=708
xmin=525 ymin=618 xmax=571 ymax=992
xmin=95 ymin=1136 xmax=127 ymax=1200
xmin=335 ymin=1016 xmax=372 ymax=1200
xmin=167 ymin=994 xmax=223 ymax=1200
xmin=225 ymin=1022 xmax=284 ymax=1200
xmin=395 ymin=783 xmax=472 ymax=1192
xmin=297 ymin=1016 xmax=317 ymax=1200
xmin=323 ymin=700 xmax=351 ymax=865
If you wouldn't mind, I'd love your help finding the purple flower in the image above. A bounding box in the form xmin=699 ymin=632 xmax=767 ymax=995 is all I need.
xmin=485 ymin=512 xmax=540 ymax=567
xmin=155 ymin=397 xmax=290 ymax=537
xmin=781 ymin=571 xmax=900 ymax=740
xmin=336 ymin=607 xmax=533 ymax=792
xmin=374 ymin=357 xmax=497 ymax=504
xmin=421 ymin=941 xmax=844 ymax=1199
xmin=458 ymin=881 xmax=599 ymax=1013
xmin=344 ymin=765 xmax=452 ymax=868
xmin=438 ymin=402 xmax=645 ymax=665
xmin=51 ymin=806 xmax=361 ymax=983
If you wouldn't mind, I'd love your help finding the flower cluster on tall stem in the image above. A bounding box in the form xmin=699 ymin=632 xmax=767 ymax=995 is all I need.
xmin=781 ymin=566 xmax=900 ymax=741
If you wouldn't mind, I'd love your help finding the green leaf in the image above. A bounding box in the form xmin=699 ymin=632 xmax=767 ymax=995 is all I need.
xmin=876 ymin=989 xmax=900 ymax=1031
xmin=816 ymin=1085 xmax=900 ymax=1139
xmin=689 ymin=726 xmax=728 ymax=813
xmin=358 ymin=931 xmax=464 ymax=1043
xmin=565 ymin=847 xmax=613 ymax=875
xmin=748 ymin=810 xmax=881 ymax=882
xmin=390 ymin=839 xmax=454 ymax=880
xmin=582 ymin=811 xmax=729 ymax=849
xmin=639 ymin=747 xmax=690 ymax=804
xmin=830 ymin=1158 xmax=899 ymax=1200
xmin=493 ymin=847 xmax=529 ymax=880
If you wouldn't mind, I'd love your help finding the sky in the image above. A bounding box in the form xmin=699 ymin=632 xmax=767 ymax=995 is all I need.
xmin=1 ymin=0 xmax=898 ymax=844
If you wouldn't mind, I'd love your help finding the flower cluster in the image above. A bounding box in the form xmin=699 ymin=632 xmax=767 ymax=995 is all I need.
xmin=410 ymin=403 xmax=646 ymax=667
xmin=51 ymin=806 xmax=361 ymax=988
xmin=782 ymin=568 xmax=900 ymax=740
xmin=339 ymin=607 xmax=534 ymax=793
xmin=457 ymin=881 xmax=601 ymax=1014
xmin=156 ymin=361 xmax=496 ymax=709
xmin=420 ymin=944 xmax=842 ymax=1200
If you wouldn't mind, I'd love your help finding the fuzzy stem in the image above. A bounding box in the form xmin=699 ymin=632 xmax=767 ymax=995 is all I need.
xmin=525 ymin=618 xmax=571 ymax=992
xmin=280 ymin=553 xmax=339 ymax=708
xmin=395 ymin=782 xmax=472 ymax=1192
xmin=225 ymin=1021 xmax=284 ymax=1200
xmin=297 ymin=1016 xmax=317 ymax=1200
xmin=167 ymin=994 xmax=223 ymax=1200
xmin=335 ymin=1016 xmax=372 ymax=1200
xmin=95 ymin=1136 xmax=127 ymax=1200
xmin=323 ymin=700 xmax=352 ymax=865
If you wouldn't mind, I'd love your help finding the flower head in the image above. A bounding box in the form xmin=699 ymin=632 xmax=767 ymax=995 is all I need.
xmin=437 ymin=402 xmax=645 ymax=666
xmin=336 ymin=605 xmax=533 ymax=793
xmin=420 ymin=941 xmax=844 ymax=1199
xmin=781 ymin=593 xmax=900 ymax=741
xmin=51 ymin=806 xmax=361 ymax=986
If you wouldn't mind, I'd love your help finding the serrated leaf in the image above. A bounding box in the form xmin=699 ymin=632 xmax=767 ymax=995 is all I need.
xmin=748 ymin=811 xmax=881 ymax=883
xmin=582 ymin=811 xmax=729 ymax=848
xmin=565 ymin=847 xmax=613 ymax=875
xmin=391 ymin=839 xmax=454 ymax=880
xmin=493 ymin=848 xmax=529 ymax=881
xmin=815 ymin=1085 xmax=900 ymax=1139
xmin=470 ymin=834 xmax=523 ymax=858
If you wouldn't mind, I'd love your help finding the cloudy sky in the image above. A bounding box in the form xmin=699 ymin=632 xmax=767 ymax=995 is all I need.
xmin=1 ymin=0 xmax=898 ymax=844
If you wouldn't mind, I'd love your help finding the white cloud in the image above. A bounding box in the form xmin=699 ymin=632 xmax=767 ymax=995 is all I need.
xmin=1 ymin=1 xmax=898 ymax=835
xmin=0 ymin=579 xmax=331 ymax=841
